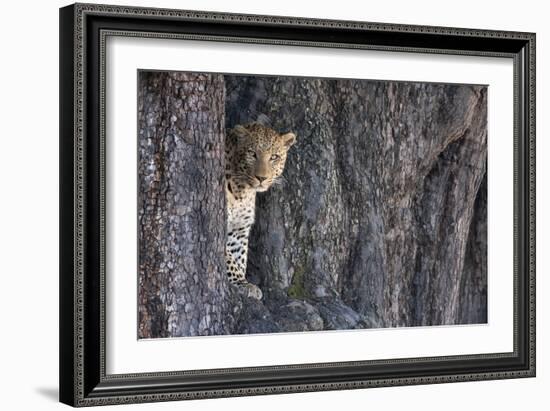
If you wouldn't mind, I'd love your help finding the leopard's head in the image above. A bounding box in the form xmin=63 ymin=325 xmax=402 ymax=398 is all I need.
xmin=227 ymin=123 xmax=296 ymax=192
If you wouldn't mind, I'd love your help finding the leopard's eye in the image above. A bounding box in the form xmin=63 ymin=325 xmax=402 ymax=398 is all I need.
xmin=248 ymin=149 xmax=257 ymax=158
xmin=270 ymin=154 xmax=280 ymax=161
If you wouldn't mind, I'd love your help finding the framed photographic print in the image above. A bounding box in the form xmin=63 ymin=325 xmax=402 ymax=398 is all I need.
xmin=59 ymin=3 xmax=536 ymax=407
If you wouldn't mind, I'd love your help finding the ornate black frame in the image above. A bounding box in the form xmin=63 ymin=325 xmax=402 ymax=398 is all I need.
xmin=59 ymin=3 xmax=536 ymax=407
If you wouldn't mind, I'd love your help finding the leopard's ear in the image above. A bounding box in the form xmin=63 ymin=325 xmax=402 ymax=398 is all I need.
xmin=231 ymin=125 xmax=250 ymax=141
xmin=281 ymin=132 xmax=296 ymax=148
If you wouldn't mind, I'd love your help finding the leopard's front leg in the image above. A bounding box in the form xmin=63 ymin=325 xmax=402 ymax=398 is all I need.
xmin=225 ymin=222 xmax=263 ymax=300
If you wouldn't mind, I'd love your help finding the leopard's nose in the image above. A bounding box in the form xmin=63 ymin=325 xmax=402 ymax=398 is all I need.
xmin=256 ymin=176 xmax=268 ymax=183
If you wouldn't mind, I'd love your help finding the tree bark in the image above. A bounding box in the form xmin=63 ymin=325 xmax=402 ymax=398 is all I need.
xmin=458 ymin=174 xmax=488 ymax=324
xmin=137 ymin=71 xmax=231 ymax=338
xmin=138 ymin=72 xmax=488 ymax=337
xmin=225 ymin=75 xmax=487 ymax=330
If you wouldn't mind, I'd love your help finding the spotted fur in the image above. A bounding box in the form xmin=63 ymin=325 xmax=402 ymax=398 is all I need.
xmin=225 ymin=123 xmax=296 ymax=299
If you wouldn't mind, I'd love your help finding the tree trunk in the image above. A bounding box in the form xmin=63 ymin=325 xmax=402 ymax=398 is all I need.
xmin=137 ymin=71 xmax=231 ymax=338
xmin=225 ymin=75 xmax=487 ymax=330
xmin=458 ymin=174 xmax=488 ymax=324
xmin=138 ymin=72 xmax=488 ymax=337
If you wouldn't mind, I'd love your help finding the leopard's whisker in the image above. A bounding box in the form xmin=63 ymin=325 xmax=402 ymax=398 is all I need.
xmin=272 ymin=176 xmax=286 ymax=186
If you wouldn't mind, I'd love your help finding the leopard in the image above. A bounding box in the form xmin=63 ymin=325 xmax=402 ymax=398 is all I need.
xmin=225 ymin=122 xmax=296 ymax=300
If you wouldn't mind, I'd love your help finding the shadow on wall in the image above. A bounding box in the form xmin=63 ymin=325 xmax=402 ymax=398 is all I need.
xmin=35 ymin=387 xmax=58 ymax=402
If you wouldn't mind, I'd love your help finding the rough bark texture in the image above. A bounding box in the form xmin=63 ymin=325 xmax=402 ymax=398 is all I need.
xmin=137 ymin=72 xmax=232 ymax=338
xmin=138 ymin=72 xmax=488 ymax=338
xmin=225 ymin=75 xmax=488 ymax=331
xmin=458 ymin=175 xmax=488 ymax=324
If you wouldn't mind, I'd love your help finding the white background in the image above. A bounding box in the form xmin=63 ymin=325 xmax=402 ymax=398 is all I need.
xmin=0 ymin=0 xmax=546 ymax=410
xmin=107 ymin=37 xmax=513 ymax=374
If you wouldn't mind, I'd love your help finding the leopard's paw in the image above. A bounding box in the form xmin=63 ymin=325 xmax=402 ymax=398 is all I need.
xmin=237 ymin=282 xmax=263 ymax=300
